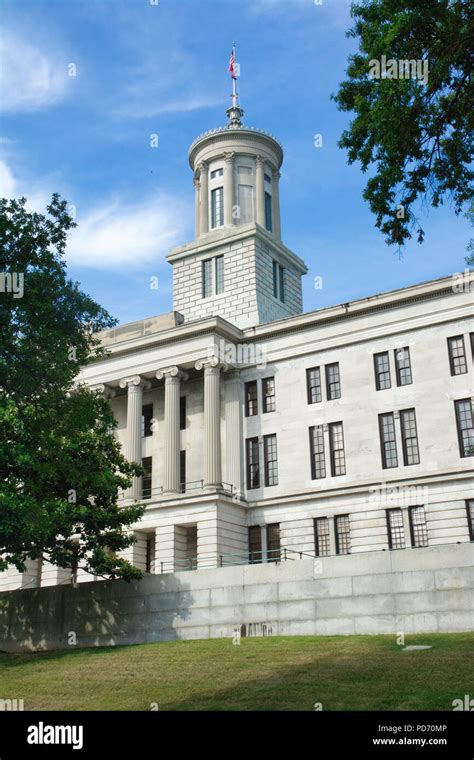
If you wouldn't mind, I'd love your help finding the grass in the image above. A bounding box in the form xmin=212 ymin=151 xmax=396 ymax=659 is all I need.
xmin=0 ymin=633 xmax=472 ymax=711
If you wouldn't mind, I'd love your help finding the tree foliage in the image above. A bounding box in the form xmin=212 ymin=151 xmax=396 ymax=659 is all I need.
xmin=334 ymin=0 xmax=473 ymax=247
xmin=0 ymin=196 xmax=145 ymax=583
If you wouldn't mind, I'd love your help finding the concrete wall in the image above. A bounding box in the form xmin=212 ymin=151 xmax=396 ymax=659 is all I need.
xmin=1 ymin=543 xmax=472 ymax=653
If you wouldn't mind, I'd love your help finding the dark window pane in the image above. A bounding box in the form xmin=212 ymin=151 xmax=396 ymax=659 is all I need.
xmin=264 ymin=434 xmax=278 ymax=486
xmin=245 ymin=381 xmax=258 ymax=417
xmin=409 ymin=506 xmax=428 ymax=547
xmin=379 ymin=413 xmax=398 ymax=469
xmin=326 ymin=363 xmax=341 ymax=400
xmin=314 ymin=517 xmax=330 ymax=557
xmin=265 ymin=191 xmax=273 ymax=232
xmin=455 ymin=399 xmax=474 ymax=457
xmin=215 ymin=255 xmax=224 ymax=294
xmin=374 ymin=352 xmax=391 ymax=390
xmin=202 ymin=258 xmax=212 ymax=298
xmin=248 ymin=525 xmax=262 ymax=564
xmin=335 ymin=514 xmax=350 ymax=555
xmin=142 ymin=457 xmax=152 ymax=499
xmin=400 ymin=408 xmax=420 ymax=465
xmin=448 ymin=336 xmax=467 ymax=376
xmin=395 ymin=347 xmax=412 ymax=386
xmin=272 ymin=260 xmax=278 ymax=298
xmin=307 ymin=367 xmax=322 ymax=404
xmin=246 ymin=437 xmax=260 ymax=489
xmin=142 ymin=404 xmax=153 ymax=438
xmin=266 ymin=523 xmax=280 ymax=562
xmin=180 ymin=396 xmax=186 ymax=430
xmin=386 ymin=508 xmax=405 ymax=549
xmin=309 ymin=425 xmax=326 ymax=479
xmin=262 ymin=377 xmax=276 ymax=413
xmin=278 ymin=264 xmax=285 ymax=303
xmin=329 ymin=422 xmax=345 ymax=476
xmin=466 ymin=500 xmax=474 ymax=541
xmin=211 ymin=187 xmax=224 ymax=228
xmin=180 ymin=450 xmax=186 ymax=493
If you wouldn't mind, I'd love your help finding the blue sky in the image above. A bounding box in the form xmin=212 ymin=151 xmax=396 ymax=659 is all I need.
xmin=0 ymin=0 xmax=470 ymax=326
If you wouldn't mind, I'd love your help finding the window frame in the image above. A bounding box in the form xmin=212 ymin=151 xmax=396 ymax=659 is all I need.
xmin=335 ymin=514 xmax=351 ymax=555
xmin=142 ymin=403 xmax=153 ymax=438
xmin=314 ymin=517 xmax=330 ymax=557
xmin=328 ymin=421 xmax=346 ymax=476
xmin=180 ymin=396 xmax=186 ymax=431
xmin=215 ymin=255 xmax=224 ymax=295
xmin=379 ymin=412 xmax=398 ymax=469
xmin=400 ymin=408 xmax=420 ymax=466
xmin=395 ymin=346 xmax=413 ymax=386
xmin=266 ymin=523 xmax=281 ymax=562
xmin=210 ymin=186 xmax=224 ymax=229
xmin=466 ymin=500 xmax=474 ymax=541
xmin=264 ymin=191 xmax=273 ymax=232
xmin=374 ymin=351 xmax=391 ymax=391
xmin=306 ymin=366 xmax=322 ymax=404
xmin=262 ymin=376 xmax=276 ymax=413
xmin=309 ymin=425 xmax=326 ymax=480
xmin=141 ymin=456 xmax=152 ymax=500
xmin=245 ymin=380 xmax=258 ymax=417
xmin=408 ymin=505 xmax=429 ymax=548
xmin=386 ymin=508 xmax=406 ymax=550
xmin=202 ymin=258 xmax=212 ymax=298
xmin=326 ymin=362 xmax=341 ymax=400
xmin=246 ymin=437 xmax=260 ymax=489
xmin=263 ymin=433 xmax=278 ymax=487
xmin=454 ymin=398 xmax=474 ymax=458
xmin=447 ymin=335 xmax=467 ymax=376
xmin=248 ymin=525 xmax=262 ymax=564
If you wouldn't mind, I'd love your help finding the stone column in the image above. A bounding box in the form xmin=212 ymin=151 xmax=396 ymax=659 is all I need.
xmin=224 ymin=151 xmax=235 ymax=227
xmin=272 ymin=169 xmax=281 ymax=240
xmin=156 ymin=366 xmax=187 ymax=495
xmin=195 ymin=357 xmax=223 ymax=489
xmin=225 ymin=371 xmax=243 ymax=496
xmin=119 ymin=375 xmax=151 ymax=499
xmin=199 ymin=161 xmax=209 ymax=235
xmin=194 ymin=176 xmax=201 ymax=238
xmin=255 ymin=155 xmax=266 ymax=227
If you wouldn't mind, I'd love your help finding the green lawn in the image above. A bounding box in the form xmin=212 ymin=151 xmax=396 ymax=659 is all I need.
xmin=0 ymin=633 xmax=472 ymax=711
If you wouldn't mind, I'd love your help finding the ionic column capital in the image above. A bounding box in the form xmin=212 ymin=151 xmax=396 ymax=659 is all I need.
xmin=195 ymin=357 xmax=227 ymax=373
xmin=91 ymin=383 xmax=116 ymax=398
xmin=156 ymin=366 xmax=188 ymax=382
xmin=119 ymin=375 xmax=151 ymax=391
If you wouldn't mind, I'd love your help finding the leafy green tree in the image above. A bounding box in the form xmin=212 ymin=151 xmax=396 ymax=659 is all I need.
xmin=0 ymin=195 xmax=145 ymax=583
xmin=334 ymin=0 xmax=473 ymax=247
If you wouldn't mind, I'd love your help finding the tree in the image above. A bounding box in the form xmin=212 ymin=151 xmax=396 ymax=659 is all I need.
xmin=0 ymin=195 xmax=145 ymax=583
xmin=333 ymin=0 xmax=473 ymax=248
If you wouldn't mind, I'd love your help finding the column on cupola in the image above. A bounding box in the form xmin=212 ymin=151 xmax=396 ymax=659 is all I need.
xmin=199 ymin=161 xmax=209 ymax=235
xmin=272 ymin=169 xmax=281 ymax=240
xmin=193 ymin=176 xmax=201 ymax=238
xmin=156 ymin=366 xmax=187 ymax=495
xmin=195 ymin=357 xmax=223 ymax=489
xmin=255 ymin=155 xmax=266 ymax=227
xmin=224 ymin=151 xmax=235 ymax=227
xmin=119 ymin=375 xmax=150 ymax=500
xmin=224 ymin=370 xmax=243 ymax=496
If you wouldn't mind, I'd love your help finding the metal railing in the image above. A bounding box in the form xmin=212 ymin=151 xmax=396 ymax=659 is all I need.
xmin=153 ymin=545 xmax=318 ymax=575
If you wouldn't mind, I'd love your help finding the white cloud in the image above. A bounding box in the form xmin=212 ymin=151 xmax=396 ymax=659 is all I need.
xmin=0 ymin=27 xmax=69 ymax=113
xmin=0 ymin=157 xmax=52 ymax=211
xmin=66 ymin=193 xmax=190 ymax=270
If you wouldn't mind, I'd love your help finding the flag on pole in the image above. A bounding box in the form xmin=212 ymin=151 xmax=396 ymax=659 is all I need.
xmin=229 ymin=47 xmax=237 ymax=80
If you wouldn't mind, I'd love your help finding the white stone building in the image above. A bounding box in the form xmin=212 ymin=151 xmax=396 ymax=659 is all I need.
xmin=2 ymin=96 xmax=473 ymax=592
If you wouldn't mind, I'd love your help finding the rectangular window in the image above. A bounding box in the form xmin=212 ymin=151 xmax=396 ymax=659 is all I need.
xmin=379 ymin=412 xmax=398 ymax=469
xmin=142 ymin=457 xmax=152 ymax=500
xmin=309 ymin=425 xmax=326 ymax=479
xmin=279 ymin=263 xmax=285 ymax=303
xmin=211 ymin=187 xmax=224 ymax=228
xmin=245 ymin=380 xmax=258 ymax=417
xmin=306 ymin=366 xmax=322 ymax=404
xmin=386 ymin=508 xmax=405 ymax=549
xmin=248 ymin=525 xmax=262 ymax=564
xmin=466 ymin=500 xmax=474 ymax=541
xmin=202 ymin=258 xmax=212 ymax=298
xmin=263 ymin=433 xmax=278 ymax=487
xmin=400 ymin=408 xmax=420 ymax=465
xmin=246 ymin=437 xmax=260 ymax=489
xmin=326 ymin=363 xmax=341 ymax=400
xmin=395 ymin=347 xmax=413 ymax=386
xmin=215 ymin=255 xmax=224 ymax=294
xmin=448 ymin=335 xmax=467 ymax=376
xmin=145 ymin=535 xmax=155 ymax=573
xmin=180 ymin=396 xmax=186 ymax=431
xmin=335 ymin=515 xmax=351 ymax=555
xmin=455 ymin=399 xmax=474 ymax=457
xmin=266 ymin=523 xmax=281 ymax=562
xmin=329 ymin=421 xmax=345 ymax=476
xmin=262 ymin=377 xmax=275 ymax=413
xmin=142 ymin=404 xmax=153 ymax=438
xmin=265 ymin=191 xmax=273 ymax=232
xmin=409 ymin=506 xmax=428 ymax=547
xmin=374 ymin=352 xmax=391 ymax=390
xmin=264 ymin=172 xmax=272 ymax=184
xmin=180 ymin=450 xmax=186 ymax=493
xmin=314 ymin=517 xmax=330 ymax=557
xmin=210 ymin=168 xmax=223 ymax=179
xmin=272 ymin=260 xmax=285 ymax=302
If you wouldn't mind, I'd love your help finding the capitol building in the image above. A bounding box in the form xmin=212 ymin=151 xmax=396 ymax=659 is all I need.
xmin=2 ymin=90 xmax=473 ymax=620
